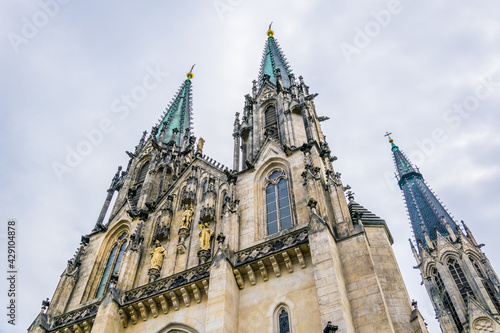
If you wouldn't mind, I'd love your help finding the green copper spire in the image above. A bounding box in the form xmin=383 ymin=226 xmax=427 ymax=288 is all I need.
xmin=258 ymin=25 xmax=293 ymax=88
xmin=156 ymin=69 xmax=194 ymax=146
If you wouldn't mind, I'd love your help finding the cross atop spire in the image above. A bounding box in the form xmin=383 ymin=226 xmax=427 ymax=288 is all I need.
xmin=258 ymin=25 xmax=293 ymax=88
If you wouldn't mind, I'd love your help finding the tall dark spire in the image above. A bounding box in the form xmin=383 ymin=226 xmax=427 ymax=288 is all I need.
xmin=258 ymin=25 xmax=293 ymax=88
xmin=155 ymin=69 xmax=194 ymax=145
xmin=386 ymin=134 xmax=459 ymax=249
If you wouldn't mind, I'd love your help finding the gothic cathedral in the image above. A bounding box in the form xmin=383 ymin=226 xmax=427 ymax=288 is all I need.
xmin=29 ymin=28 xmax=433 ymax=333
xmin=388 ymin=137 xmax=500 ymax=332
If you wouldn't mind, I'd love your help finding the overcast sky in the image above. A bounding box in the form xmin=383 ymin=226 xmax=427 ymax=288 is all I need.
xmin=1 ymin=1 xmax=500 ymax=332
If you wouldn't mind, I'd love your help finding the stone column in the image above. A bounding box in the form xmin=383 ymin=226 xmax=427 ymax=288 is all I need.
xmin=91 ymin=290 xmax=123 ymax=333
xmin=307 ymin=210 xmax=355 ymax=332
xmin=117 ymin=249 xmax=140 ymax=291
xmin=300 ymin=104 xmax=313 ymax=143
xmin=284 ymin=109 xmax=295 ymax=148
xmin=220 ymin=208 xmax=239 ymax=253
xmin=436 ymin=262 xmax=468 ymax=323
xmin=233 ymin=133 xmax=240 ymax=171
xmin=95 ymin=189 xmax=114 ymax=227
xmin=205 ymin=251 xmax=239 ymax=333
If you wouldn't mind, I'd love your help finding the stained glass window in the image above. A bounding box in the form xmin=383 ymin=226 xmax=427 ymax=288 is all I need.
xmin=96 ymin=245 xmax=117 ymax=298
xmin=448 ymin=258 xmax=475 ymax=303
xmin=95 ymin=233 xmax=128 ymax=298
xmin=265 ymin=105 xmax=279 ymax=140
xmin=137 ymin=161 xmax=150 ymax=183
xmin=278 ymin=308 xmax=290 ymax=333
xmin=266 ymin=171 xmax=292 ymax=235
xmin=431 ymin=267 xmax=463 ymax=332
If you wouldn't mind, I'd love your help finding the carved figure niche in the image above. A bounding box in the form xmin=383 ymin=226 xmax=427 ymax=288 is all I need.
xmin=154 ymin=196 xmax=173 ymax=242
xmin=200 ymin=177 xmax=217 ymax=223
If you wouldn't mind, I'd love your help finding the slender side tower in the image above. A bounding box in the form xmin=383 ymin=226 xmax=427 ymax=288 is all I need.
xmin=387 ymin=135 xmax=500 ymax=332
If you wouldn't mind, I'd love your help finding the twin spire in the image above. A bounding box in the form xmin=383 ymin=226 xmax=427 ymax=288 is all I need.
xmin=155 ymin=66 xmax=195 ymax=146
xmin=386 ymin=134 xmax=459 ymax=250
xmin=154 ymin=26 xmax=293 ymax=146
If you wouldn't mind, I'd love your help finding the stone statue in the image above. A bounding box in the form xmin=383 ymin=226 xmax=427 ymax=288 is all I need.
xmin=149 ymin=240 xmax=166 ymax=271
xmin=180 ymin=204 xmax=195 ymax=230
xmin=196 ymin=137 xmax=205 ymax=155
xmin=199 ymin=222 xmax=213 ymax=251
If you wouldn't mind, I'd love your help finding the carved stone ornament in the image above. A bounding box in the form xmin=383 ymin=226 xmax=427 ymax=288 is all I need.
xmin=235 ymin=228 xmax=308 ymax=266
xmin=124 ymin=263 xmax=211 ymax=304
xmin=148 ymin=268 xmax=160 ymax=283
xmin=126 ymin=209 xmax=149 ymax=221
xmin=129 ymin=222 xmax=144 ymax=252
xmin=197 ymin=249 xmax=211 ymax=265
xmin=51 ymin=303 xmax=100 ymax=330
xmin=177 ymin=227 xmax=190 ymax=254
xmin=473 ymin=318 xmax=496 ymax=333
xmin=323 ymin=321 xmax=339 ymax=333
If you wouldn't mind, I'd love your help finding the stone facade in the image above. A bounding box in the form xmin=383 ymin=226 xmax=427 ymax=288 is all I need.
xmin=28 ymin=29 xmax=429 ymax=333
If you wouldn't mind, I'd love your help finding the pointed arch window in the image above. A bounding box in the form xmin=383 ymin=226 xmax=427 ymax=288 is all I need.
xmin=96 ymin=232 xmax=128 ymax=298
xmin=470 ymin=256 xmax=486 ymax=279
xmin=201 ymin=180 xmax=208 ymax=201
xmin=221 ymin=192 xmax=229 ymax=215
xmin=265 ymin=105 xmax=279 ymax=140
xmin=266 ymin=170 xmax=292 ymax=235
xmin=130 ymin=185 xmax=142 ymax=208
xmin=278 ymin=308 xmax=290 ymax=333
xmin=447 ymin=258 xmax=475 ymax=303
xmin=431 ymin=267 xmax=463 ymax=332
xmin=470 ymin=256 xmax=500 ymax=312
xmin=136 ymin=161 xmax=150 ymax=183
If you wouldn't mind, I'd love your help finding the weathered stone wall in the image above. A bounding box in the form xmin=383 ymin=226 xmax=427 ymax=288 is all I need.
xmin=365 ymin=225 xmax=416 ymax=332
xmin=237 ymin=253 xmax=322 ymax=333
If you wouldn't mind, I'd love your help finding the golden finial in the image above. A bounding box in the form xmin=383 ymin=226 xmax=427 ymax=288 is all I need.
xmin=187 ymin=64 xmax=195 ymax=80
xmin=267 ymin=22 xmax=274 ymax=37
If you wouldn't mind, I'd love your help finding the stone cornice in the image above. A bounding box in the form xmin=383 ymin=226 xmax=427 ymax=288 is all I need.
xmin=123 ymin=262 xmax=211 ymax=305
xmin=234 ymin=227 xmax=308 ymax=267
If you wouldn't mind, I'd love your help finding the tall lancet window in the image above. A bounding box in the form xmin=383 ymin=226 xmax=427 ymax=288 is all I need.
xmin=470 ymin=256 xmax=500 ymax=312
xmin=266 ymin=170 xmax=292 ymax=235
xmin=137 ymin=161 xmax=150 ymax=183
xmin=278 ymin=308 xmax=290 ymax=333
xmin=431 ymin=267 xmax=463 ymax=332
xmin=265 ymin=105 xmax=279 ymax=140
xmin=96 ymin=232 xmax=128 ymax=298
xmin=131 ymin=160 xmax=150 ymax=208
xmin=201 ymin=180 xmax=208 ymax=201
xmin=447 ymin=258 xmax=475 ymax=303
